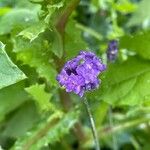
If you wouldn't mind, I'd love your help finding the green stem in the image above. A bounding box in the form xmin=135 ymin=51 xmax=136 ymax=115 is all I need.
xmin=55 ymin=0 xmax=80 ymax=35
xmin=23 ymin=112 xmax=62 ymax=150
xmin=83 ymin=97 xmax=100 ymax=150
xmin=54 ymin=0 xmax=87 ymax=146
xmin=100 ymin=115 xmax=150 ymax=137
xmin=108 ymin=106 xmax=118 ymax=150
xmin=130 ymin=136 xmax=141 ymax=150
xmin=76 ymin=23 xmax=103 ymax=41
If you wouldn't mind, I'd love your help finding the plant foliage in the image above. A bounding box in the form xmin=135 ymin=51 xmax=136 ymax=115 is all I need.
xmin=0 ymin=0 xmax=150 ymax=150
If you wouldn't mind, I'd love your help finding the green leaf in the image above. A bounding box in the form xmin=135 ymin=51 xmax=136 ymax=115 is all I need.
xmin=127 ymin=0 xmax=150 ymax=26
xmin=96 ymin=56 xmax=150 ymax=106
xmin=113 ymin=0 xmax=137 ymax=14
xmin=12 ymin=109 xmax=80 ymax=150
xmin=102 ymin=57 xmax=150 ymax=85
xmin=0 ymin=9 xmax=38 ymax=35
xmin=50 ymin=27 xmax=63 ymax=58
xmin=119 ymin=71 xmax=150 ymax=105
xmin=18 ymin=21 xmax=47 ymax=42
xmin=25 ymin=84 xmax=55 ymax=112
xmin=64 ymin=20 xmax=88 ymax=59
xmin=30 ymin=0 xmax=44 ymax=3
xmin=0 ymin=7 xmax=11 ymax=16
xmin=94 ymin=101 xmax=109 ymax=126
xmin=120 ymin=30 xmax=150 ymax=60
xmin=13 ymin=36 xmax=57 ymax=86
xmin=101 ymin=77 xmax=137 ymax=105
xmin=0 ymin=82 xmax=28 ymax=121
xmin=0 ymin=42 xmax=26 ymax=89
xmin=0 ymin=0 xmax=39 ymax=9
xmin=2 ymin=101 xmax=39 ymax=138
xmin=44 ymin=1 xmax=64 ymax=24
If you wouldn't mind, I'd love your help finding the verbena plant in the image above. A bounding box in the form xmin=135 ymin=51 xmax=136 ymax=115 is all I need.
xmin=0 ymin=0 xmax=150 ymax=150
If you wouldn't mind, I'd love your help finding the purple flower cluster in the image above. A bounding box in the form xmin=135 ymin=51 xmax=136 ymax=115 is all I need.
xmin=107 ymin=40 xmax=118 ymax=61
xmin=56 ymin=51 xmax=106 ymax=97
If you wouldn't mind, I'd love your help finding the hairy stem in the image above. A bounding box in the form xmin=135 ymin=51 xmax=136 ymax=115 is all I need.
xmin=83 ymin=97 xmax=100 ymax=150
xmin=55 ymin=0 xmax=80 ymax=35
xmin=108 ymin=106 xmax=118 ymax=150
xmin=59 ymin=90 xmax=86 ymax=145
xmin=54 ymin=0 xmax=87 ymax=146
xmin=55 ymin=0 xmax=86 ymax=145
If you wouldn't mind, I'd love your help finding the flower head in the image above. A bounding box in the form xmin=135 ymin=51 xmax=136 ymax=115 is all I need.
xmin=107 ymin=40 xmax=118 ymax=61
xmin=56 ymin=51 xmax=106 ymax=97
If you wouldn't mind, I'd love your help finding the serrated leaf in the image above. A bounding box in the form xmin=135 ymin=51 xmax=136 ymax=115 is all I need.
xmin=25 ymin=84 xmax=55 ymax=112
xmin=18 ymin=21 xmax=47 ymax=42
xmin=0 ymin=42 xmax=26 ymax=89
xmin=127 ymin=0 xmax=150 ymax=26
xmin=13 ymin=36 xmax=57 ymax=86
xmin=44 ymin=0 xmax=64 ymax=24
xmin=0 ymin=9 xmax=38 ymax=35
xmin=47 ymin=1 xmax=64 ymax=9
xmin=12 ymin=109 xmax=80 ymax=150
xmin=120 ymin=30 xmax=150 ymax=60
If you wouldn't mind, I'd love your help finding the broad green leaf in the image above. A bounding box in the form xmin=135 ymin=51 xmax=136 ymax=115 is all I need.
xmin=0 ymin=82 xmax=28 ymax=121
xmin=119 ymin=71 xmax=150 ymax=105
xmin=0 ymin=42 xmax=26 ymax=89
xmin=0 ymin=9 xmax=38 ymax=35
xmin=94 ymin=57 xmax=150 ymax=106
xmin=127 ymin=0 xmax=150 ymax=26
xmin=25 ymin=84 xmax=55 ymax=112
xmin=100 ymin=77 xmax=137 ymax=105
xmin=120 ymin=30 xmax=150 ymax=60
xmin=18 ymin=21 xmax=47 ymax=42
xmin=102 ymin=57 xmax=150 ymax=85
xmin=12 ymin=109 xmax=80 ymax=150
xmin=2 ymin=101 xmax=39 ymax=138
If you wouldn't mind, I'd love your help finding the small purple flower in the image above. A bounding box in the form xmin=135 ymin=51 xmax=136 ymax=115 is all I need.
xmin=107 ymin=40 xmax=118 ymax=61
xmin=56 ymin=51 xmax=106 ymax=97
